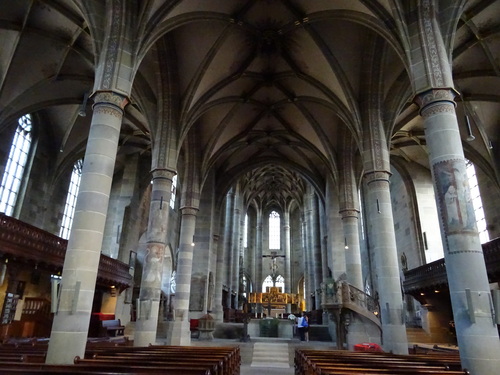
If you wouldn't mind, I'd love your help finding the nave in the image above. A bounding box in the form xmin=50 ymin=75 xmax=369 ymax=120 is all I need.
xmin=0 ymin=334 xmax=464 ymax=375
xmin=1 ymin=2 xmax=499 ymax=374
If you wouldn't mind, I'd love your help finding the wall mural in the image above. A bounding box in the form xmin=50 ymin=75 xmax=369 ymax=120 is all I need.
xmin=434 ymin=159 xmax=477 ymax=235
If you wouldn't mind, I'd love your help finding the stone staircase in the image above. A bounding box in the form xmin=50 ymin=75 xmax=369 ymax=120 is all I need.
xmin=250 ymin=342 xmax=290 ymax=368
xmin=406 ymin=327 xmax=433 ymax=344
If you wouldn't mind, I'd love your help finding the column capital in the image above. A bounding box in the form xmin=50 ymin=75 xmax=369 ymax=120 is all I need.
xmin=180 ymin=206 xmax=199 ymax=216
xmin=150 ymin=168 xmax=176 ymax=181
xmin=413 ymin=88 xmax=458 ymax=116
xmin=363 ymin=170 xmax=391 ymax=185
xmin=339 ymin=209 xmax=359 ymax=219
xmin=92 ymin=90 xmax=129 ymax=110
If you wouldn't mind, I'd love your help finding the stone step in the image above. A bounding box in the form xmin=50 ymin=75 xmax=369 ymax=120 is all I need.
xmin=250 ymin=342 xmax=290 ymax=368
xmin=406 ymin=327 xmax=433 ymax=343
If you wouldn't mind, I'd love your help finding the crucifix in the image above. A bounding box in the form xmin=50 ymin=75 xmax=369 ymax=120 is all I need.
xmin=262 ymin=251 xmax=285 ymax=286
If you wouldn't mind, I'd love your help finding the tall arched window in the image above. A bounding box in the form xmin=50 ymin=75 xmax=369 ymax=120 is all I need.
xmin=262 ymin=274 xmax=285 ymax=292
xmin=269 ymin=210 xmax=280 ymax=249
xmin=0 ymin=114 xmax=32 ymax=216
xmin=466 ymin=160 xmax=489 ymax=243
xmin=169 ymin=174 xmax=177 ymax=209
xmin=243 ymin=213 xmax=248 ymax=248
xmin=59 ymin=159 xmax=83 ymax=239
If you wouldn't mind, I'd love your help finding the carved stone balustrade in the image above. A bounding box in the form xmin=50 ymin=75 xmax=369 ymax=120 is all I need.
xmin=321 ymin=279 xmax=381 ymax=328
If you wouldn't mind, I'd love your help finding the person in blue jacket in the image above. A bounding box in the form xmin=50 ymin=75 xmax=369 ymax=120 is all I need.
xmin=297 ymin=312 xmax=309 ymax=341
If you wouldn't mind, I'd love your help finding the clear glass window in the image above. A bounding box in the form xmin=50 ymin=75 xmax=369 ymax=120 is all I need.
xmin=466 ymin=160 xmax=489 ymax=243
xmin=59 ymin=159 xmax=83 ymax=239
xmin=0 ymin=114 xmax=32 ymax=216
xmin=262 ymin=274 xmax=285 ymax=292
xmin=169 ymin=174 xmax=177 ymax=209
xmin=243 ymin=214 xmax=248 ymax=248
xmin=269 ymin=210 xmax=280 ymax=249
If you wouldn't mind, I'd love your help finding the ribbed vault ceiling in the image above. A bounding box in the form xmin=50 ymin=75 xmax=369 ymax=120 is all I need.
xmin=0 ymin=1 xmax=499 ymax=207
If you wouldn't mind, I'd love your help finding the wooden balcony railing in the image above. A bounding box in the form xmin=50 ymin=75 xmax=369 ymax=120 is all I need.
xmin=403 ymin=237 xmax=500 ymax=295
xmin=0 ymin=213 xmax=132 ymax=290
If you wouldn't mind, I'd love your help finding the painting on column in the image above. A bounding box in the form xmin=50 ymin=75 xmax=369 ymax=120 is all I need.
xmin=143 ymin=243 xmax=164 ymax=300
xmin=433 ymin=159 xmax=477 ymax=235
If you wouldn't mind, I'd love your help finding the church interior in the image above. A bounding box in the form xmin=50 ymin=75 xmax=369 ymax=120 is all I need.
xmin=0 ymin=1 xmax=500 ymax=374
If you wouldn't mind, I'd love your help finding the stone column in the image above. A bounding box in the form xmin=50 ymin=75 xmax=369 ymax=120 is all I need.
xmin=302 ymin=211 xmax=313 ymax=310
xmin=310 ymin=193 xmax=323 ymax=310
xmin=339 ymin=138 xmax=363 ymax=290
xmin=415 ymin=89 xmax=500 ymax=373
xmin=212 ymin=235 xmax=224 ymax=322
xmin=326 ymin=176 xmax=346 ymax=281
xmin=46 ymin=91 xmax=128 ymax=364
xmin=247 ymin=213 xmax=256 ymax=294
xmin=283 ymin=209 xmax=292 ymax=313
xmin=319 ymin=207 xmax=329 ymax=282
xmin=364 ymin=170 xmax=408 ymax=354
xmin=283 ymin=210 xmax=291 ymax=293
xmin=223 ymin=190 xmax=235 ymax=308
xmin=340 ymin=210 xmax=363 ymax=290
xmin=232 ymin=193 xmax=241 ymax=309
xmin=134 ymin=168 xmax=174 ymax=346
xmin=166 ymin=206 xmax=198 ymax=345
xmin=255 ymin=210 xmax=263 ymax=293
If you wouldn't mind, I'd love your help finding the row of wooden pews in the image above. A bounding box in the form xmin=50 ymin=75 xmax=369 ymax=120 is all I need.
xmin=295 ymin=348 xmax=468 ymax=375
xmin=0 ymin=338 xmax=240 ymax=374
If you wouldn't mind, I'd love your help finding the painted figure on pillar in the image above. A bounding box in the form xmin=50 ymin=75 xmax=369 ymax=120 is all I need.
xmin=207 ymin=272 xmax=214 ymax=312
xmin=434 ymin=159 xmax=476 ymax=234
xmin=142 ymin=243 xmax=164 ymax=300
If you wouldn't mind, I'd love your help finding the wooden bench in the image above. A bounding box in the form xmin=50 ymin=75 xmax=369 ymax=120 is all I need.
xmin=75 ymin=357 xmax=219 ymax=374
xmin=0 ymin=342 xmax=240 ymax=375
xmin=0 ymin=362 xmax=212 ymax=374
xmin=295 ymin=348 xmax=468 ymax=375
xmin=101 ymin=319 xmax=125 ymax=337
xmin=86 ymin=345 xmax=240 ymax=375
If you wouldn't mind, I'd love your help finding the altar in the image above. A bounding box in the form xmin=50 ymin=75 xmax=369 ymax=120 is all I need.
xmin=246 ymin=318 xmax=296 ymax=338
xmin=248 ymin=286 xmax=301 ymax=316
xmin=246 ymin=286 xmax=302 ymax=338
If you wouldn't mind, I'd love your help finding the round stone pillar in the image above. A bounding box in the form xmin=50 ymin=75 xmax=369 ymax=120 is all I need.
xmin=340 ymin=209 xmax=363 ymax=290
xmin=134 ymin=168 xmax=174 ymax=347
xmin=46 ymin=91 xmax=128 ymax=364
xmin=255 ymin=211 xmax=263 ymax=293
xmin=166 ymin=206 xmax=198 ymax=345
xmin=364 ymin=170 xmax=408 ymax=354
xmin=415 ymin=89 xmax=500 ymax=373
xmin=213 ymin=235 xmax=224 ymax=322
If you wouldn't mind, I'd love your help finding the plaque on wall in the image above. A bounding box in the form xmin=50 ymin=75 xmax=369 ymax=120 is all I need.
xmin=1 ymin=293 xmax=18 ymax=324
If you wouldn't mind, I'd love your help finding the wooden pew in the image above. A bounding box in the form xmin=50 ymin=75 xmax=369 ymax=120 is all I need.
xmin=0 ymin=362 xmax=212 ymax=374
xmin=86 ymin=354 xmax=226 ymax=374
xmin=85 ymin=345 xmax=240 ymax=375
xmin=101 ymin=319 xmax=125 ymax=337
xmin=75 ymin=357 xmax=218 ymax=374
xmin=0 ymin=341 xmax=240 ymax=375
xmin=295 ymin=348 xmax=468 ymax=375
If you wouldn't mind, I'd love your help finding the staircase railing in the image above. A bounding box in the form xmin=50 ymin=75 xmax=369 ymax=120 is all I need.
xmin=321 ymin=279 xmax=381 ymax=328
